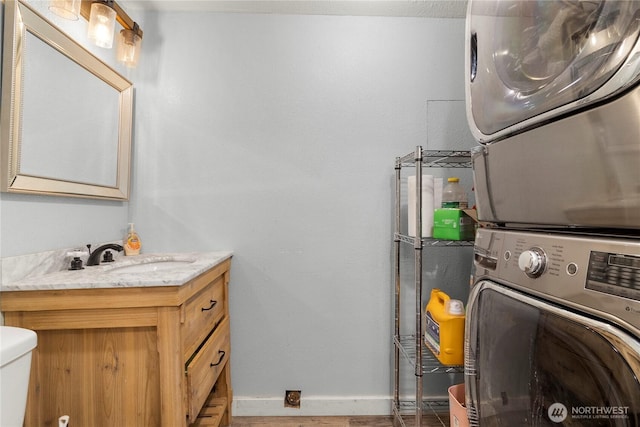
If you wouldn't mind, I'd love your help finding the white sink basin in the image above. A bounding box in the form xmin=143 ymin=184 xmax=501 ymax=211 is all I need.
xmin=107 ymin=260 xmax=194 ymax=274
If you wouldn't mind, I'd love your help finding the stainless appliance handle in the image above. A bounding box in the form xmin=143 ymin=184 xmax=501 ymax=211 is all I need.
xmin=470 ymin=32 xmax=477 ymax=82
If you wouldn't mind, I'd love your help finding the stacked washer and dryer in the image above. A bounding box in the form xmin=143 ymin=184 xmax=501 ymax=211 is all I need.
xmin=464 ymin=1 xmax=640 ymax=425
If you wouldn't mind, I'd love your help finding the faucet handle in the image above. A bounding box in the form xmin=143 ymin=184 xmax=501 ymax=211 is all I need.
xmin=102 ymin=250 xmax=115 ymax=263
xmin=66 ymin=250 xmax=86 ymax=271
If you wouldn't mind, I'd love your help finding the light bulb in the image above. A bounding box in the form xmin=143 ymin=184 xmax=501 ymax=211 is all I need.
xmin=87 ymin=2 xmax=117 ymax=49
xmin=117 ymin=28 xmax=142 ymax=68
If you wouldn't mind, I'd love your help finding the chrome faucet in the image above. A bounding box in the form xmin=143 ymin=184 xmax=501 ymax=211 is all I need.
xmin=86 ymin=243 xmax=124 ymax=266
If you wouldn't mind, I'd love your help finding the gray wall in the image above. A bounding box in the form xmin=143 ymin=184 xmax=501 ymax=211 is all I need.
xmin=131 ymin=11 xmax=474 ymax=414
xmin=0 ymin=3 xmax=475 ymax=415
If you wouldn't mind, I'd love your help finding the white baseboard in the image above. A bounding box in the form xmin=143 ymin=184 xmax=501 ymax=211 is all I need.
xmin=233 ymin=395 xmax=393 ymax=417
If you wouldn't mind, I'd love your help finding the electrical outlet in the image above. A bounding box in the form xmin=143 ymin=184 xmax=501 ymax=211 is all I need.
xmin=284 ymin=390 xmax=301 ymax=408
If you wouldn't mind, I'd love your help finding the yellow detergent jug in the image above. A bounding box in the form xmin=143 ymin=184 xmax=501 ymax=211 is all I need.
xmin=424 ymin=288 xmax=465 ymax=366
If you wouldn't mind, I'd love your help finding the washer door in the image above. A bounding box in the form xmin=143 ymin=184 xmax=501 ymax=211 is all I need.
xmin=465 ymin=280 xmax=640 ymax=426
xmin=466 ymin=0 xmax=640 ymax=142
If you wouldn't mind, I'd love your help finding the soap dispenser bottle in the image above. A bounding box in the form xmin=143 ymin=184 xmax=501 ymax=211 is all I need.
xmin=124 ymin=223 xmax=141 ymax=256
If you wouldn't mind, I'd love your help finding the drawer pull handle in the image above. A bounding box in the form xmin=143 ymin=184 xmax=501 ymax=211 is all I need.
xmin=210 ymin=350 xmax=226 ymax=367
xmin=201 ymin=300 xmax=218 ymax=311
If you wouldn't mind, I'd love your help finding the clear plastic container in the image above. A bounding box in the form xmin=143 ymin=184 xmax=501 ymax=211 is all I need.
xmin=441 ymin=177 xmax=468 ymax=209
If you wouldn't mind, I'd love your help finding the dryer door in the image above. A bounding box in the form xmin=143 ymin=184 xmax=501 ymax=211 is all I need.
xmin=465 ymin=280 xmax=640 ymax=426
xmin=466 ymin=0 xmax=640 ymax=143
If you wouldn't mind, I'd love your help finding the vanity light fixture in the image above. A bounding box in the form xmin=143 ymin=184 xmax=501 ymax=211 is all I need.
xmin=79 ymin=0 xmax=144 ymax=66
xmin=49 ymin=0 xmax=82 ymax=20
xmin=117 ymin=22 xmax=142 ymax=68
xmin=87 ymin=0 xmax=117 ymax=48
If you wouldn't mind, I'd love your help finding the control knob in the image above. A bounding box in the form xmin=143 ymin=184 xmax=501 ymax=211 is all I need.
xmin=518 ymin=247 xmax=547 ymax=278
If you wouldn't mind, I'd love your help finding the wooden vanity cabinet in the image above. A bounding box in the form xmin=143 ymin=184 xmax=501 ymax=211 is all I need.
xmin=0 ymin=258 xmax=232 ymax=427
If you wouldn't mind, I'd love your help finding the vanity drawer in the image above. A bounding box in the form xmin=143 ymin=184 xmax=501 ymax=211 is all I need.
xmin=186 ymin=316 xmax=230 ymax=420
xmin=182 ymin=276 xmax=225 ymax=358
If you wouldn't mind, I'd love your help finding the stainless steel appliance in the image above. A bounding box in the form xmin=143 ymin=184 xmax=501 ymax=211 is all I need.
xmin=464 ymin=2 xmax=640 ymax=425
xmin=466 ymin=0 xmax=640 ymax=229
xmin=467 ymin=227 xmax=640 ymax=426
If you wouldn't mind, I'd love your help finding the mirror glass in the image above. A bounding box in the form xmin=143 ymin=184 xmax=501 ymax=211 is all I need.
xmin=1 ymin=0 xmax=133 ymax=200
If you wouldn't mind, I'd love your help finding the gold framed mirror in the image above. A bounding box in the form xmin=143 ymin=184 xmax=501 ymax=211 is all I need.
xmin=1 ymin=0 xmax=133 ymax=200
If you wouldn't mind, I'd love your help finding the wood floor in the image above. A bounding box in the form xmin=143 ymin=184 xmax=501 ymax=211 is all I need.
xmin=231 ymin=414 xmax=450 ymax=427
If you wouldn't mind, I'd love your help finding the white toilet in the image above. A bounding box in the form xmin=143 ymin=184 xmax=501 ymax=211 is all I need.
xmin=0 ymin=326 xmax=37 ymax=427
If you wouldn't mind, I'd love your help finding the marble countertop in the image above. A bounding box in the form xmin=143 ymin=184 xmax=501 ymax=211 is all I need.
xmin=1 ymin=251 xmax=233 ymax=291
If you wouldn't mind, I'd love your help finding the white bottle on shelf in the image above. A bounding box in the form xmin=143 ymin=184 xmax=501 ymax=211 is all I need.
xmin=441 ymin=177 xmax=468 ymax=209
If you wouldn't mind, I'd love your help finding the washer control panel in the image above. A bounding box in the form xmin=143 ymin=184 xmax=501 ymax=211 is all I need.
xmin=473 ymin=228 xmax=640 ymax=332
xmin=586 ymin=251 xmax=640 ymax=301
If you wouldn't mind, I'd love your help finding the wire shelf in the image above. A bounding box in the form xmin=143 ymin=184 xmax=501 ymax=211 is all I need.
xmin=395 ymin=335 xmax=465 ymax=374
xmin=393 ymin=146 xmax=471 ymax=427
xmin=396 ymin=150 xmax=472 ymax=169
xmin=394 ymin=233 xmax=475 ymax=247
